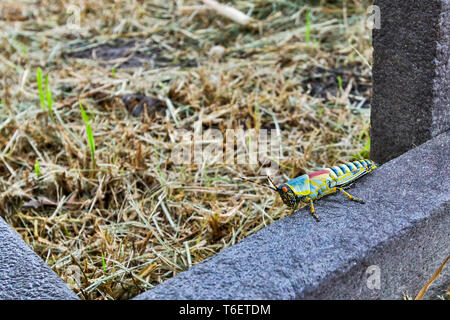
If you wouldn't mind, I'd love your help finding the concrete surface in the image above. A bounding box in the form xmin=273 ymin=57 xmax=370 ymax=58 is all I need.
xmin=0 ymin=218 xmax=79 ymax=300
xmin=135 ymin=131 xmax=450 ymax=300
xmin=371 ymin=0 xmax=450 ymax=164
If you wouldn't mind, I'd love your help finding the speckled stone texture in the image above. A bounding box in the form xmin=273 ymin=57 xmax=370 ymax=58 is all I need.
xmin=135 ymin=131 xmax=450 ymax=300
xmin=371 ymin=0 xmax=450 ymax=164
xmin=0 ymin=218 xmax=78 ymax=300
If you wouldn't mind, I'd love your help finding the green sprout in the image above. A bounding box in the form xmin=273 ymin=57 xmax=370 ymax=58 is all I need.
xmin=21 ymin=44 xmax=27 ymax=55
xmin=79 ymin=102 xmax=96 ymax=169
xmin=352 ymin=136 xmax=371 ymax=160
xmin=37 ymin=68 xmax=54 ymax=119
xmin=254 ymin=103 xmax=260 ymax=130
xmin=34 ymin=159 xmax=41 ymax=178
xmin=36 ymin=68 xmax=46 ymax=112
xmin=337 ymin=76 xmax=343 ymax=93
xmin=305 ymin=9 xmax=311 ymax=43
xmin=45 ymin=74 xmax=54 ymax=119
xmin=101 ymin=252 xmax=106 ymax=273
xmin=361 ymin=136 xmax=371 ymax=158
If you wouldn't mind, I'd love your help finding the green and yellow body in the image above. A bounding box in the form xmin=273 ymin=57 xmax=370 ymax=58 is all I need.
xmin=278 ymin=159 xmax=377 ymax=221
xmin=242 ymin=159 xmax=377 ymax=222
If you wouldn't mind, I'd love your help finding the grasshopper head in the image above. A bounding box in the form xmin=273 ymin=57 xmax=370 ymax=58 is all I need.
xmin=276 ymin=184 xmax=297 ymax=208
xmin=240 ymin=176 xmax=298 ymax=208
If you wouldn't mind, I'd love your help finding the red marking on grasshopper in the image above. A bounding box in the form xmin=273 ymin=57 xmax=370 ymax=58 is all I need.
xmin=308 ymin=170 xmax=330 ymax=178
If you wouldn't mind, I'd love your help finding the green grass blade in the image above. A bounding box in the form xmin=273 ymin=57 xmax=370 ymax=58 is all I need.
xmin=352 ymin=136 xmax=371 ymax=160
xmin=101 ymin=252 xmax=106 ymax=273
xmin=79 ymin=102 xmax=96 ymax=168
xmin=45 ymin=74 xmax=54 ymax=119
xmin=305 ymin=9 xmax=311 ymax=43
xmin=36 ymin=68 xmax=46 ymax=111
xmin=79 ymin=101 xmax=90 ymax=124
xmin=34 ymin=159 xmax=41 ymax=178
xmin=337 ymin=76 xmax=343 ymax=92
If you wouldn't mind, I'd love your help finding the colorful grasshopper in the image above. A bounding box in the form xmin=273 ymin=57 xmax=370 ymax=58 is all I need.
xmin=241 ymin=159 xmax=377 ymax=221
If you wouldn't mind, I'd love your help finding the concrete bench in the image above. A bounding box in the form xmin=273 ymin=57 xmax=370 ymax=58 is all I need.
xmin=0 ymin=218 xmax=78 ymax=299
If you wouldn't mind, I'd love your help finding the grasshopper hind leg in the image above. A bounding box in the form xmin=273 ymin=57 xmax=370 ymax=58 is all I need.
xmin=338 ymin=187 xmax=365 ymax=204
xmin=341 ymin=182 xmax=354 ymax=190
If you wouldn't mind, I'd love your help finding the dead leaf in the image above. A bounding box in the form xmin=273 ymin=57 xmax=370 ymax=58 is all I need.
xmin=119 ymin=94 xmax=166 ymax=117
xmin=22 ymin=196 xmax=58 ymax=209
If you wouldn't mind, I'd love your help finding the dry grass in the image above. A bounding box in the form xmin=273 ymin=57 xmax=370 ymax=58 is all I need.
xmin=0 ymin=0 xmax=373 ymax=299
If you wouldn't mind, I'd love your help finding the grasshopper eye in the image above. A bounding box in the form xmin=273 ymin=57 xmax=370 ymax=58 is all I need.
xmin=282 ymin=186 xmax=288 ymax=193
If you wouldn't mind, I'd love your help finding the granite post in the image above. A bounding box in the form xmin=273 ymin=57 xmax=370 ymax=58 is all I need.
xmin=371 ymin=0 xmax=450 ymax=163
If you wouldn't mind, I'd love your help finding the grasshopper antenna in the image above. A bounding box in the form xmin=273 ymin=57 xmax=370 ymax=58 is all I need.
xmin=267 ymin=176 xmax=278 ymax=189
xmin=240 ymin=177 xmax=277 ymax=191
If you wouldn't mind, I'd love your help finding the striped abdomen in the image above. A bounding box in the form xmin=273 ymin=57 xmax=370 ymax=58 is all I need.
xmin=327 ymin=159 xmax=377 ymax=186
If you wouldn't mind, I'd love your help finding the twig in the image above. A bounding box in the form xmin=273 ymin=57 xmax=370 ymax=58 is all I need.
xmin=202 ymin=0 xmax=256 ymax=26
xmin=415 ymin=255 xmax=450 ymax=300
xmin=60 ymin=83 xmax=115 ymax=108
xmin=177 ymin=5 xmax=210 ymax=15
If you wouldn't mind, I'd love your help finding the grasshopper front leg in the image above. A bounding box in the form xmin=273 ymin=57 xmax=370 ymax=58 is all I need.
xmin=308 ymin=199 xmax=320 ymax=222
xmin=288 ymin=201 xmax=299 ymax=216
